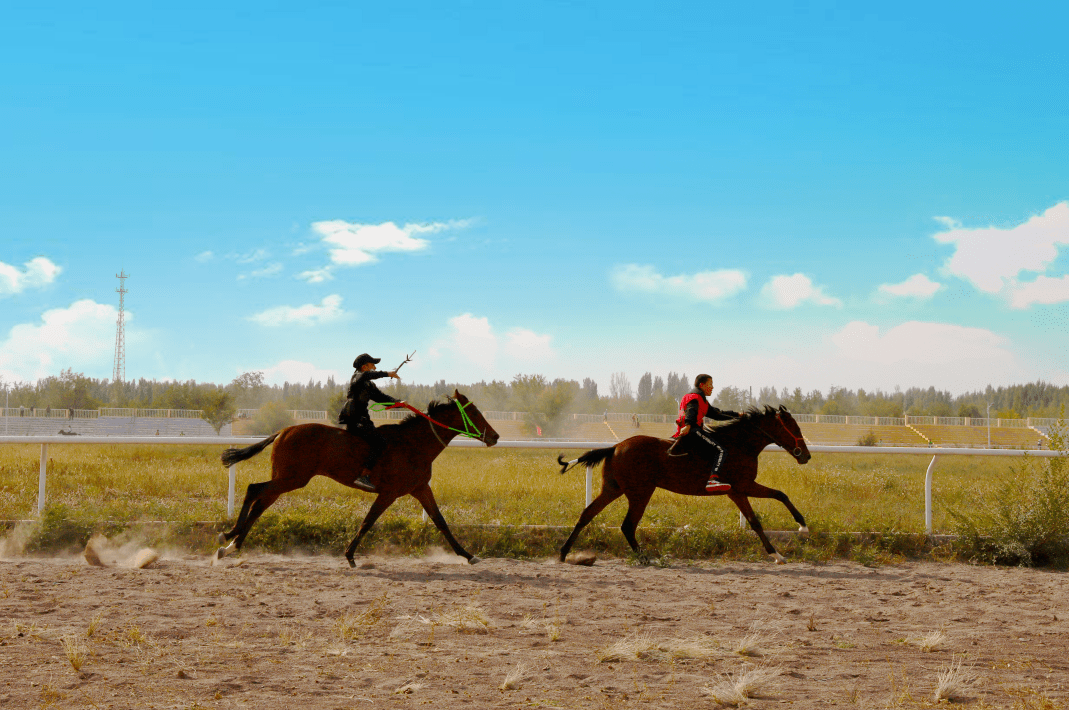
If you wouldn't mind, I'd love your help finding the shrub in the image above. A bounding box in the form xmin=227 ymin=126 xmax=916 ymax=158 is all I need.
xmin=856 ymin=430 xmax=879 ymax=446
xmin=250 ymin=401 xmax=296 ymax=435
xmin=950 ymin=414 xmax=1069 ymax=567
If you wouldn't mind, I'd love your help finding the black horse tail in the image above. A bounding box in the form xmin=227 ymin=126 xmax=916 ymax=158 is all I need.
xmin=221 ymin=432 xmax=280 ymax=467
xmin=557 ymin=446 xmax=615 ymax=474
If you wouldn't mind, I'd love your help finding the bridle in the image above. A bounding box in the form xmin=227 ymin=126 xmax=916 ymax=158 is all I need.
xmin=374 ymin=400 xmax=490 ymax=447
xmin=756 ymin=411 xmax=807 ymax=459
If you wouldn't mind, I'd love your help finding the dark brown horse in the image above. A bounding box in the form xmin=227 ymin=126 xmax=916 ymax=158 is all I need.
xmin=215 ymin=391 xmax=499 ymax=567
xmin=557 ymin=405 xmax=811 ymax=564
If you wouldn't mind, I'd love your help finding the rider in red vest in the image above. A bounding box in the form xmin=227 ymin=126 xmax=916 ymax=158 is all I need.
xmin=671 ymin=374 xmax=739 ymax=493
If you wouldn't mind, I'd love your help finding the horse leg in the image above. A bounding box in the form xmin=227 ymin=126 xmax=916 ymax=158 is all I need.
xmin=620 ymin=490 xmax=654 ymax=561
xmin=215 ymin=479 xmax=305 ymax=561
xmin=219 ymin=481 xmax=268 ymax=545
xmin=734 ymin=481 xmax=809 ymax=534
xmin=408 ymin=483 xmax=478 ymax=564
xmin=729 ymin=493 xmax=785 ymax=564
xmin=559 ymin=479 xmax=624 ymax=562
xmin=344 ymin=494 xmax=399 ymax=568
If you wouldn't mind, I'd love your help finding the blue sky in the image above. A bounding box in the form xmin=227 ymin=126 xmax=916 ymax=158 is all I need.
xmin=2 ymin=2 xmax=1067 ymax=396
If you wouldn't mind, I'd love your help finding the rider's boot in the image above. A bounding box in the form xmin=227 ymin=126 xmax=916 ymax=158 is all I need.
xmin=354 ymin=469 xmax=377 ymax=493
xmin=705 ymin=475 xmax=731 ymax=493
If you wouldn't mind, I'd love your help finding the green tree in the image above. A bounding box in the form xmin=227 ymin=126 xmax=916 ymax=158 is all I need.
xmin=250 ymin=401 xmax=295 ymax=435
xmin=230 ymin=371 xmax=267 ymax=408
xmin=201 ymin=390 xmax=236 ymax=435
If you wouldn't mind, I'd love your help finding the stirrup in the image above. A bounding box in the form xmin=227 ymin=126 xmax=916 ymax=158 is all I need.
xmin=705 ymin=479 xmax=731 ymax=493
xmin=354 ymin=475 xmax=377 ymax=493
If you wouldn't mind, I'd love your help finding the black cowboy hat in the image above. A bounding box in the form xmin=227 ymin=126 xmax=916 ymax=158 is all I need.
xmin=353 ymin=353 xmax=381 ymax=369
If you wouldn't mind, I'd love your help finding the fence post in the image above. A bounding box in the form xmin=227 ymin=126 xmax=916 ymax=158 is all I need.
xmin=925 ymin=455 xmax=939 ymax=535
xmin=38 ymin=443 xmax=48 ymax=514
xmin=585 ymin=466 xmax=592 ymax=507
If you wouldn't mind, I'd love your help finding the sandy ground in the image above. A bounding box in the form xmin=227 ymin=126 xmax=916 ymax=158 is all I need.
xmin=1 ymin=547 xmax=1067 ymax=710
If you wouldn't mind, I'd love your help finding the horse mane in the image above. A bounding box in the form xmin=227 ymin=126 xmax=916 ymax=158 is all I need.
xmin=392 ymin=397 xmax=455 ymax=430
xmin=703 ymin=405 xmax=777 ymax=432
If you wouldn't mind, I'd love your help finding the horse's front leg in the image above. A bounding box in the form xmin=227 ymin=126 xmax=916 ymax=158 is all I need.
xmin=408 ymin=483 xmax=479 ymax=564
xmin=345 ymin=493 xmax=399 ymax=568
xmin=728 ymin=493 xmax=785 ymax=564
xmin=735 ymin=481 xmax=808 ymax=535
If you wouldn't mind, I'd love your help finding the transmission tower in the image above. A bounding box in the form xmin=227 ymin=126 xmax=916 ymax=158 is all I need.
xmin=113 ymin=271 xmax=129 ymax=384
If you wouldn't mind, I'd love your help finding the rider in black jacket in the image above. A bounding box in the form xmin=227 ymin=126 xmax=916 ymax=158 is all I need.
xmin=338 ymin=353 xmax=401 ymax=493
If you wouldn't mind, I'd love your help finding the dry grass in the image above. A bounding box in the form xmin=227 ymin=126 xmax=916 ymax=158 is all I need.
xmin=500 ymin=663 xmax=529 ymax=690
xmin=421 ymin=603 xmax=491 ymax=634
xmin=917 ymin=628 xmax=947 ymax=652
xmin=86 ymin=611 xmax=104 ymax=638
xmin=702 ymin=665 xmax=784 ymax=706
xmin=335 ymin=593 xmax=389 ymax=640
xmin=597 ymin=631 xmax=721 ymax=664
xmin=61 ymin=634 xmax=88 ymax=671
xmin=734 ymin=620 xmax=778 ymax=657
xmin=597 ymin=630 xmax=656 ymax=663
xmin=933 ymin=656 xmax=976 ymax=703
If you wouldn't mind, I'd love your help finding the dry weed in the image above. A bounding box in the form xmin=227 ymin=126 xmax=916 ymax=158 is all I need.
xmin=423 ymin=603 xmax=491 ymax=634
xmin=61 ymin=634 xmax=88 ymax=671
xmin=917 ymin=629 xmax=947 ymax=652
xmin=86 ymin=611 xmax=104 ymax=638
xmin=735 ymin=620 xmax=778 ymax=657
xmin=336 ymin=593 xmax=389 ymax=640
xmin=597 ymin=630 xmax=657 ymax=663
xmin=933 ymin=656 xmax=977 ymax=703
xmin=500 ymin=663 xmax=529 ymax=690
xmin=702 ymin=665 xmax=784 ymax=706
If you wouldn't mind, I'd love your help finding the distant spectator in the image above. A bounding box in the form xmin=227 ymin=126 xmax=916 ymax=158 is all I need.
xmin=603 ymin=410 xmax=608 ymax=422
xmin=45 ymin=406 xmax=51 ymax=417
xmin=155 ymin=429 xmax=160 ymax=436
xmin=19 ymin=406 xmax=24 ymax=417
xmin=30 ymin=406 xmax=35 ymax=416
xmin=68 ymin=407 xmax=74 ymax=420
xmin=632 ymin=413 xmax=639 ymax=429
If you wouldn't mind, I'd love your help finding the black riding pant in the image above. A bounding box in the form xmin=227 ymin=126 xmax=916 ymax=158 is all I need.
xmin=687 ymin=428 xmax=726 ymax=476
xmin=345 ymin=419 xmax=388 ymax=470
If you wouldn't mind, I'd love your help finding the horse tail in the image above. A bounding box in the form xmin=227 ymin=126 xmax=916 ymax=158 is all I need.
xmin=557 ymin=446 xmax=615 ymax=474
xmin=221 ymin=432 xmax=281 ymax=467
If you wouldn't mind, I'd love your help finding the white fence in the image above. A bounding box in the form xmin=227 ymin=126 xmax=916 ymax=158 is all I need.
xmin=1 ymin=435 xmax=1065 ymax=536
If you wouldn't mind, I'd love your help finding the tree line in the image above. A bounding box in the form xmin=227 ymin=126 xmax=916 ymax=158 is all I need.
xmin=3 ymin=369 xmax=1067 ymax=425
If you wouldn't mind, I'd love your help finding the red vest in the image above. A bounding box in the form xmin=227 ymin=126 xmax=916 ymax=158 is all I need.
xmin=673 ymin=392 xmax=709 ymax=437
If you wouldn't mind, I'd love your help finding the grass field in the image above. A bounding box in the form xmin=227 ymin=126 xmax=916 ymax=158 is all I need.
xmin=4 ymin=440 xmax=1063 ymax=565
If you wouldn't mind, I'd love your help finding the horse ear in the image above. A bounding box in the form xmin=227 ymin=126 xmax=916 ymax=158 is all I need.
xmin=453 ymin=388 xmax=461 ymax=399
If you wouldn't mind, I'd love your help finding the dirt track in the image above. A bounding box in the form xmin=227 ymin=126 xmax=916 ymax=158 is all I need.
xmin=1 ymin=550 xmax=1067 ymax=709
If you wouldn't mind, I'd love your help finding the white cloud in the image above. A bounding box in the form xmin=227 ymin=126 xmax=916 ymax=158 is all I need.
xmin=1007 ymin=274 xmax=1069 ymax=308
xmin=296 ymin=266 xmax=334 ymax=283
xmin=611 ymin=264 xmax=748 ymax=302
xmin=194 ymin=251 xmax=214 ymax=263
xmin=934 ymin=202 xmax=1069 ymax=304
xmin=760 ymin=273 xmax=841 ymax=308
xmin=831 ymin=320 xmax=1010 ymax=366
xmin=505 ymin=328 xmax=554 ymax=360
xmin=0 ymin=299 xmax=121 ymax=382
xmin=235 ymin=248 xmax=269 ymax=264
xmin=248 ymin=295 xmax=345 ymax=327
xmin=877 ymin=273 xmax=942 ymax=299
xmin=429 ymin=313 xmax=555 ymax=380
xmin=254 ymin=360 xmax=344 ymax=386
xmin=237 ymin=262 xmax=283 ymax=281
xmin=312 ymin=218 xmax=472 ymax=267
xmin=0 ymin=257 xmax=62 ymax=297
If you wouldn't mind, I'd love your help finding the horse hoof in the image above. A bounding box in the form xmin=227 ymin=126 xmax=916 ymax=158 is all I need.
xmin=798 ymin=526 xmax=810 ymax=536
xmin=214 ymin=547 xmax=228 ymax=562
xmin=467 ymin=556 xmax=481 ymax=565
xmin=346 ymin=557 xmax=356 ymax=569
xmin=217 ymin=532 xmax=227 ymax=545
xmin=771 ymin=552 xmax=787 ymax=565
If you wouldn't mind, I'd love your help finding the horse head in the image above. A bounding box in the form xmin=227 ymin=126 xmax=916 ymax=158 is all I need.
xmin=448 ymin=389 xmax=500 ymax=446
xmin=756 ymin=405 xmax=811 ymax=463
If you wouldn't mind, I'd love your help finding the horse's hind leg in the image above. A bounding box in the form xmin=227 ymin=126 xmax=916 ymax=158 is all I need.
xmin=559 ymin=479 xmax=624 ymax=562
xmin=729 ymin=493 xmax=785 ymax=564
xmin=219 ymin=481 xmax=268 ymax=544
xmin=215 ymin=478 xmax=306 ymax=561
xmin=620 ymin=490 xmax=654 ymax=560
xmin=344 ymin=494 xmax=399 ymax=568
xmin=409 ymin=483 xmax=477 ymax=564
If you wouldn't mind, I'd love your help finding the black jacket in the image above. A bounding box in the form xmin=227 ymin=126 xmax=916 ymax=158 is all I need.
xmin=682 ymin=388 xmax=739 ymax=429
xmin=338 ymin=370 xmax=398 ymax=426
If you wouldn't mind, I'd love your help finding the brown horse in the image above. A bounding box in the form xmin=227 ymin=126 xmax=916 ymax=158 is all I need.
xmin=215 ymin=391 xmax=499 ymax=567
xmin=557 ymin=405 xmax=811 ymax=564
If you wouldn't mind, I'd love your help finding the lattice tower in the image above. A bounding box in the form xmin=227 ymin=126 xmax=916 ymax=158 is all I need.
xmin=113 ymin=271 xmax=129 ymax=383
